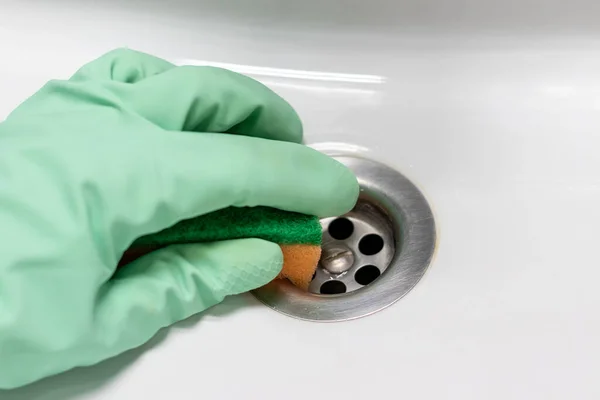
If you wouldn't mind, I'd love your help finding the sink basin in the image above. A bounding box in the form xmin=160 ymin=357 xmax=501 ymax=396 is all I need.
xmin=1 ymin=0 xmax=599 ymax=398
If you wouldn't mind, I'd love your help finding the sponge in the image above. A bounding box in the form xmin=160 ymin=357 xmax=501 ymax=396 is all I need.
xmin=119 ymin=206 xmax=322 ymax=290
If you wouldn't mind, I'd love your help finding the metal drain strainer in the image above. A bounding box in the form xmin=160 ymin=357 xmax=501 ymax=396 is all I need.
xmin=309 ymin=201 xmax=395 ymax=295
xmin=252 ymin=153 xmax=436 ymax=322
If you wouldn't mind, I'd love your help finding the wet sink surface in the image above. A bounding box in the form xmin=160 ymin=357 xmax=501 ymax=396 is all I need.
xmin=1 ymin=1 xmax=600 ymax=399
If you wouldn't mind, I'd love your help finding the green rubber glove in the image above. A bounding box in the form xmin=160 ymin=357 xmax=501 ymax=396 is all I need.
xmin=0 ymin=49 xmax=359 ymax=389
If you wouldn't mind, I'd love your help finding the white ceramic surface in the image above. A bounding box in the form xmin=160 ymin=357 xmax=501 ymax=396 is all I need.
xmin=1 ymin=1 xmax=599 ymax=399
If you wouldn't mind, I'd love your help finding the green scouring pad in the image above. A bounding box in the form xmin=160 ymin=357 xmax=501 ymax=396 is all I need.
xmin=119 ymin=206 xmax=323 ymax=290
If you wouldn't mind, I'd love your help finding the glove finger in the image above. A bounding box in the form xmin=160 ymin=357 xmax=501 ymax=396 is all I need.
xmin=70 ymin=48 xmax=175 ymax=83
xmin=108 ymin=132 xmax=358 ymax=251
xmin=96 ymin=239 xmax=282 ymax=351
xmin=113 ymin=65 xmax=303 ymax=143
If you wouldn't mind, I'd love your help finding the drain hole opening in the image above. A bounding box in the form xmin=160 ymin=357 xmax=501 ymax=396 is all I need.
xmin=328 ymin=218 xmax=354 ymax=240
xmin=320 ymin=280 xmax=346 ymax=295
xmin=355 ymin=265 xmax=381 ymax=285
xmin=358 ymin=234 xmax=384 ymax=255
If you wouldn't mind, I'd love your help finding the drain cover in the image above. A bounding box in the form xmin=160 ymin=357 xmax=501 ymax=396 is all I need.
xmin=252 ymin=153 xmax=436 ymax=322
xmin=309 ymin=201 xmax=395 ymax=295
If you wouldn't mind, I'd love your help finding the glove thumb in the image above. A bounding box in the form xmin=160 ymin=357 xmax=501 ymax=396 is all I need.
xmin=95 ymin=238 xmax=282 ymax=351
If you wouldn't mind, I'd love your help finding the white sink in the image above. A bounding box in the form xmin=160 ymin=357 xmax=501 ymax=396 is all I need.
xmin=2 ymin=0 xmax=599 ymax=398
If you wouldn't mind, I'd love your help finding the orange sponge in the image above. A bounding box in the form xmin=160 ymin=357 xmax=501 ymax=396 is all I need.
xmin=278 ymin=245 xmax=321 ymax=290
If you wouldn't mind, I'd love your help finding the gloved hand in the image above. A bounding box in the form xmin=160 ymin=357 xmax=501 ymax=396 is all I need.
xmin=0 ymin=49 xmax=358 ymax=389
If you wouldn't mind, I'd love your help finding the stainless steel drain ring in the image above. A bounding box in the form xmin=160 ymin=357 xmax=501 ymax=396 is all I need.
xmin=252 ymin=154 xmax=437 ymax=322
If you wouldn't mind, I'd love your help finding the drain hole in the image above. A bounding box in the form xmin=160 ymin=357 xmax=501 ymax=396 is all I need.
xmin=252 ymin=153 xmax=437 ymax=321
xmin=355 ymin=265 xmax=381 ymax=285
xmin=320 ymin=280 xmax=346 ymax=295
xmin=328 ymin=218 xmax=354 ymax=240
xmin=358 ymin=234 xmax=384 ymax=255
